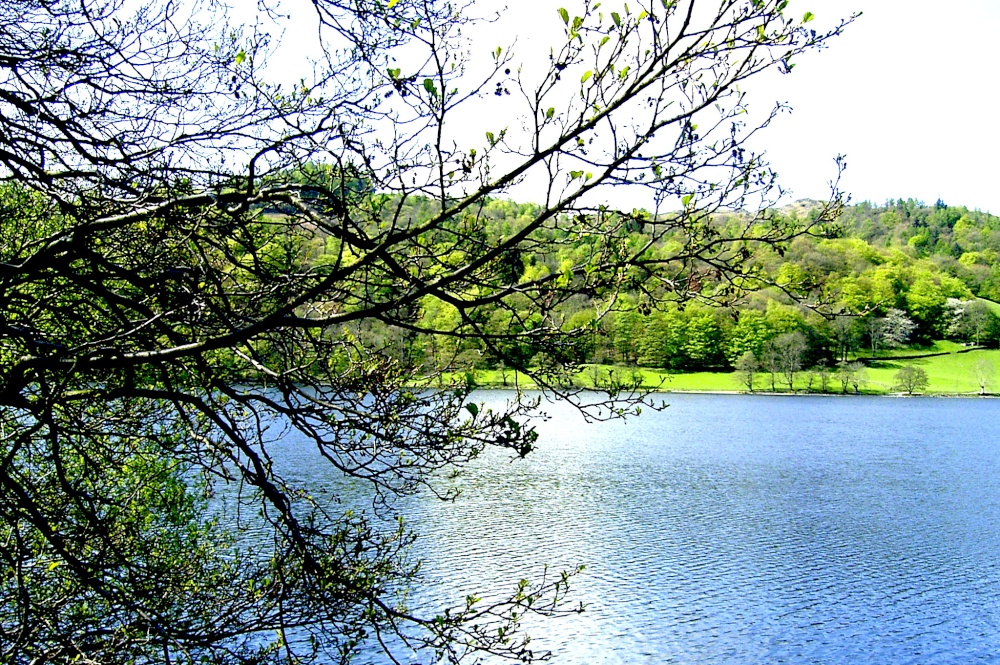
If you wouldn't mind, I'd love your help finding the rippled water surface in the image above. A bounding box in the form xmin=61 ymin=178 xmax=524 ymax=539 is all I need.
xmin=281 ymin=393 xmax=1000 ymax=663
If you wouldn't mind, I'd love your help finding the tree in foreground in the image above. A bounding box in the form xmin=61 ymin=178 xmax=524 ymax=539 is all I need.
xmin=0 ymin=0 xmax=848 ymax=662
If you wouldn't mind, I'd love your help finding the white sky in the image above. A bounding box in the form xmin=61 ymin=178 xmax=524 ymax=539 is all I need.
xmin=269 ymin=0 xmax=1000 ymax=214
xmin=742 ymin=0 xmax=1000 ymax=214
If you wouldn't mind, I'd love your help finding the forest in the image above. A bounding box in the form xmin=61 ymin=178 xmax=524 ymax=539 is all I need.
xmin=277 ymin=188 xmax=1000 ymax=381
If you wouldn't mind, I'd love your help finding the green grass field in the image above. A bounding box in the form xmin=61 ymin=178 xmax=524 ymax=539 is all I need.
xmin=863 ymin=349 xmax=1000 ymax=394
xmin=462 ymin=344 xmax=1000 ymax=396
xmin=977 ymin=297 xmax=1000 ymax=316
xmin=847 ymin=339 xmax=966 ymax=359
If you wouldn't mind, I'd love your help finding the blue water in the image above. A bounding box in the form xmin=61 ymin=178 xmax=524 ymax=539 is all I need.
xmin=279 ymin=393 xmax=1000 ymax=663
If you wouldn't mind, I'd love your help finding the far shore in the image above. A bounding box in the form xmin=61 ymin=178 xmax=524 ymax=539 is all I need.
xmin=448 ymin=348 xmax=1000 ymax=398
xmin=462 ymin=383 xmax=999 ymax=399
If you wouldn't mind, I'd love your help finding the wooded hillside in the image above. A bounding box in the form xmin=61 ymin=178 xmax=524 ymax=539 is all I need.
xmin=283 ymin=192 xmax=1000 ymax=376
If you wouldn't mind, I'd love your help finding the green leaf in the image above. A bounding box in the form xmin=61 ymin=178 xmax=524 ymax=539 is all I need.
xmin=546 ymin=107 xmax=555 ymax=119
xmin=682 ymin=193 xmax=694 ymax=207
xmin=388 ymin=0 xmax=401 ymax=7
xmin=802 ymin=11 xmax=814 ymax=22
xmin=486 ymin=131 xmax=495 ymax=144
xmin=581 ymin=70 xmax=592 ymax=83
xmin=465 ymin=402 xmax=479 ymax=417
xmin=234 ymin=49 xmax=246 ymax=66
xmin=611 ymin=11 xmax=621 ymax=26
xmin=423 ymin=78 xmax=438 ymax=97
xmin=558 ymin=7 xmax=569 ymax=24
xmin=387 ymin=67 xmax=401 ymax=79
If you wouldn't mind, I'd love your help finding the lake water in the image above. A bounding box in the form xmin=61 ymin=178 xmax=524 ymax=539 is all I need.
xmin=278 ymin=392 xmax=1000 ymax=664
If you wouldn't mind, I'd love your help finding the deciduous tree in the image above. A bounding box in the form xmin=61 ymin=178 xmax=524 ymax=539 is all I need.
xmin=774 ymin=330 xmax=807 ymax=390
xmin=947 ymin=298 xmax=995 ymax=346
xmin=865 ymin=308 xmax=916 ymax=357
xmin=760 ymin=339 xmax=781 ymax=391
xmin=0 ymin=0 xmax=848 ymax=661
xmin=829 ymin=314 xmax=859 ymax=363
xmin=894 ymin=365 xmax=929 ymax=395
xmin=734 ymin=350 xmax=758 ymax=392
xmin=837 ymin=360 xmax=866 ymax=394
xmin=974 ymin=357 xmax=994 ymax=395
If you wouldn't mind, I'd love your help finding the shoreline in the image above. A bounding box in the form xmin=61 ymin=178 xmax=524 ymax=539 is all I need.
xmin=454 ymin=350 xmax=1000 ymax=398
xmin=460 ymin=381 xmax=998 ymax=398
xmin=658 ymin=389 xmax=998 ymax=398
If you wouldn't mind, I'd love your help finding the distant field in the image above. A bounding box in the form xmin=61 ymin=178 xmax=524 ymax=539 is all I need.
xmin=848 ymin=339 xmax=966 ymax=359
xmin=464 ymin=345 xmax=1000 ymax=396
xmin=864 ymin=349 xmax=1000 ymax=394
xmin=641 ymin=349 xmax=1000 ymax=395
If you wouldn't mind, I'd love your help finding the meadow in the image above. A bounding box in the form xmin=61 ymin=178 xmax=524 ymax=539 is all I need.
xmin=468 ymin=346 xmax=1000 ymax=396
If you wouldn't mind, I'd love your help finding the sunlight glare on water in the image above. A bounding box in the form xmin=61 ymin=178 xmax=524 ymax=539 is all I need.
xmin=276 ymin=392 xmax=1000 ymax=664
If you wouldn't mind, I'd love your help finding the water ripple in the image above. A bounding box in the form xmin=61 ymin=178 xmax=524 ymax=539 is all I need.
xmin=279 ymin=393 xmax=1000 ymax=664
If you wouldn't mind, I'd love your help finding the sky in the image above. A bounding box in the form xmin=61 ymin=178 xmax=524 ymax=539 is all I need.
xmin=742 ymin=0 xmax=1000 ymax=214
xmin=269 ymin=0 xmax=1000 ymax=214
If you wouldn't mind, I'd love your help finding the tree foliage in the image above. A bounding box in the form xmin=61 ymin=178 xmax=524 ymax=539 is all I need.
xmin=0 ymin=0 xmax=850 ymax=662
xmin=734 ymin=350 xmax=758 ymax=392
xmin=893 ymin=365 xmax=929 ymax=395
xmin=974 ymin=357 xmax=994 ymax=395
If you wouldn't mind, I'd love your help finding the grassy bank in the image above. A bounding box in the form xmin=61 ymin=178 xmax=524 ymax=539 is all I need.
xmin=846 ymin=339 xmax=966 ymax=359
xmin=460 ymin=347 xmax=1000 ymax=396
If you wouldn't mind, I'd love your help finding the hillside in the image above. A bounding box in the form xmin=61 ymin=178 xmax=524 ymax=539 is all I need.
xmin=285 ymin=194 xmax=1000 ymax=380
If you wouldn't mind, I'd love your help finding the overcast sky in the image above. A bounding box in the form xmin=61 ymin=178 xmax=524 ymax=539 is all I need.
xmin=743 ymin=0 xmax=1000 ymax=213
xmin=273 ymin=0 xmax=1000 ymax=213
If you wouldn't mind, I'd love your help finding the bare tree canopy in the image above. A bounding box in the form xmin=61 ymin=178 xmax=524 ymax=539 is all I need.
xmin=0 ymin=0 xmax=850 ymax=662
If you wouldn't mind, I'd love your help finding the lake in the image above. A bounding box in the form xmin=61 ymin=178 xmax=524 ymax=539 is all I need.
xmin=278 ymin=392 xmax=1000 ymax=664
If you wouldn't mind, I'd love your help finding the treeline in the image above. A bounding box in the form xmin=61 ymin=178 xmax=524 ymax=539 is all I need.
xmin=826 ymin=198 xmax=1000 ymax=301
xmin=278 ymin=193 xmax=1000 ymax=375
